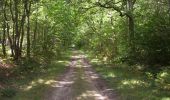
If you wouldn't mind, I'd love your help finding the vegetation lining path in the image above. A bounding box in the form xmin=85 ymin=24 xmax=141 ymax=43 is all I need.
xmin=44 ymin=51 xmax=119 ymax=100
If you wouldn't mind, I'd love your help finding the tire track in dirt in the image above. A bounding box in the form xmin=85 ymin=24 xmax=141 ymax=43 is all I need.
xmin=44 ymin=51 xmax=119 ymax=100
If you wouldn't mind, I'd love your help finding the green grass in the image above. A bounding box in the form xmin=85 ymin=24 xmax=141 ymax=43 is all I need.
xmin=0 ymin=51 xmax=71 ymax=100
xmin=89 ymin=57 xmax=170 ymax=100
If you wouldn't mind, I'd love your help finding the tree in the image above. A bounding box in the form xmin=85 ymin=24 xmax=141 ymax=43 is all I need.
xmin=96 ymin=0 xmax=136 ymax=52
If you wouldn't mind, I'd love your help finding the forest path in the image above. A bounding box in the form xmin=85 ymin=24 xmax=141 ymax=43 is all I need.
xmin=44 ymin=51 xmax=118 ymax=100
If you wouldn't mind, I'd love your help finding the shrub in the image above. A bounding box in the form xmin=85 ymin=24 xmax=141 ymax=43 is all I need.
xmin=0 ymin=87 xmax=17 ymax=97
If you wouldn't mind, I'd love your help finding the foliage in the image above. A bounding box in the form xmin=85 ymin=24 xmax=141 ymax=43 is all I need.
xmin=90 ymin=57 xmax=170 ymax=100
xmin=72 ymin=0 xmax=170 ymax=67
xmin=0 ymin=87 xmax=17 ymax=97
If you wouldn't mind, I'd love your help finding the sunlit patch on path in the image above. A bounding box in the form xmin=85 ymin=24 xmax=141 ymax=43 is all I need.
xmin=76 ymin=90 xmax=107 ymax=100
xmin=44 ymin=51 xmax=118 ymax=100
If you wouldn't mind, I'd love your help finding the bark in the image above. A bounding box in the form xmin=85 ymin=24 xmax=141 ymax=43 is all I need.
xmin=19 ymin=24 xmax=25 ymax=57
xmin=128 ymin=16 xmax=135 ymax=51
xmin=2 ymin=0 xmax=7 ymax=56
xmin=33 ymin=18 xmax=38 ymax=44
xmin=26 ymin=0 xmax=31 ymax=58
xmin=168 ymin=0 xmax=170 ymax=21
xmin=32 ymin=18 xmax=38 ymax=56
xmin=26 ymin=9 xmax=31 ymax=58
xmin=7 ymin=24 xmax=14 ymax=57
xmin=19 ymin=2 xmax=27 ymax=57
xmin=14 ymin=0 xmax=19 ymax=60
xmin=9 ymin=0 xmax=15 ymax=57
xmin=168 ymin=0 xmax=170 ymax=14
xmin=2 ymin=21 xmax=7 ymax=56
xmin=32 ymin=3 xmax=38 ymax=54
xmin=33 ymin=3 xmax=38 ymax=44
xmin=127 ymin=0 xmax=135 ymax=52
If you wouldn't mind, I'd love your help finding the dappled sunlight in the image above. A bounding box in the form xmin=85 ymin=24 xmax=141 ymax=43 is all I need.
xmin=82 ymin=64 xmax=91 ymax=68
xmin=57 ymin=60 xmax=65 ymax=63
xmin=24 ymin=85 xmax=33 ymax=91
xmin=56 ymin=60 xmax=70 ymax=65
xmin=22 ymin=78 xmax=57 ymax=91
xmin=161 ymin=97 xmax=170 ymax=100
xmin=86 ymin=71 xmax=99 ymax=80
xmin=23 ymin=76 xmax=75 ymax=90
xmin=103 ymin=57 xmax=108 ymax=62
xmin=90 ymin=74 xmax=99 ymax=79
xmin=76 ymin=90 xmax=107 ymax=100
xmin=71 ymin=56 xmax=91 ymax=68
xmin=38 ymin=79 xmax=44 ymax=84
xmin=45 ymin=80 xmax=57 ymax=85
xmin=93 ymin=62 xmax=170 ymax=99
xmin=160 ymin=72 xmax=169 ymax=77
xmin=119 ymin=79 xmax=148 ymax=89
xmin=0 ymin=0 xmax=170 ymax=99
xmin=108 ymin=72 xmax=116 ymax=78
xmin=71 ymin=55 xmax=86 ymax=59
xmin=91 ymin=59 xmax=101 ymax=63
xmin=121 ymin=78 xmax=147 ymax=89
xmin=76 ymin=64 xmax=82 ymax=68
xmin=0 ymin=58 xmax=15 ymax=69
xmin=52 ymin=80 xmax=74 ymax=88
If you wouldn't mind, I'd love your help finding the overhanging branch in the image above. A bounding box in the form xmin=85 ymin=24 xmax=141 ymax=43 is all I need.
xmin=95 ymin=2 xmax=131 ymax=18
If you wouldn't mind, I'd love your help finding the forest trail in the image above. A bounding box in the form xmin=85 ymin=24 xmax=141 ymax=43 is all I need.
xmin=44 ymin=51 xmax=118 ymax=100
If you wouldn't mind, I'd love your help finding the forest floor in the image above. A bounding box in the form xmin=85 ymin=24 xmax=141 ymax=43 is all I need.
xmin=0 ymin=51 xmax=71 ymax=100
xmin=44 ymin=50 xmax=119 ymax=100
xmin=0 ymin=50 xmax=169 ymax=100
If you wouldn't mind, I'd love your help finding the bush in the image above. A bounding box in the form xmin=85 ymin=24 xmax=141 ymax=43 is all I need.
xmin=0 ymin=87 xmax=17 ymax=97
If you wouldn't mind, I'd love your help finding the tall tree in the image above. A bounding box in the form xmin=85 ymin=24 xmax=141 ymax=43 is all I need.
xmin=96 ymin=0 xmax=136 ymax=53
xmin=26 ymin=0 xmax=32 ymax=58
xmin=2 ymin=0 xmax=7 ymax=56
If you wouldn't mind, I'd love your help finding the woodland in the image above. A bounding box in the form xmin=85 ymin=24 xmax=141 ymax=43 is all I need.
xmin=0 ymin=0 xmax=170 ymax=100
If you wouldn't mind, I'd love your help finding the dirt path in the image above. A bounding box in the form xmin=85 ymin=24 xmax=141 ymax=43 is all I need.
xmin=44 ymin=51 xmax=119 ymax=100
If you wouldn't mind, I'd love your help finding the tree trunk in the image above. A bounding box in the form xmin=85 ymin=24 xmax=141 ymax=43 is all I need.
xmin=27 ymin=19 xmax=31 ymax=58
xmin=2 ymin=21 xmax=7 ymax=57
xmin=168 ymin=0 xmax=170 ymax=21
xmin=32 ymin=3 xmax=38 ymax=55
xmin=19 ymin=24 xmax=25 ymax=57
xmin=7 ymin=24 xmax=14 ymax=57
xmin=19 ymin=2 xmax=26 ymax=57
xmin=2 ymin=0 xmax=7 ymax=57
xmin=168 ymin=0 xmax=170 ymax=13
xmin=9 ymin=0 xmax=15 ymax=57
xmin=33 ymin=19 xmax=38 ymax=44
xmin=127 ymin=0 xmax=135 ymax=53
xmin=14 ymin=0 xmax=20 ymax=60
xmin=128 ymin=16 xmax=135 ymax=49
xmin=26 ymin=0 xmax=31 ymax=58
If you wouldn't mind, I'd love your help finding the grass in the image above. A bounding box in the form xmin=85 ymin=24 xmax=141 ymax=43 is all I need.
xmin=88 ymin=56 xmax=170 ymax=100
xmin=0 ymin=51 xmax=71 ymax=100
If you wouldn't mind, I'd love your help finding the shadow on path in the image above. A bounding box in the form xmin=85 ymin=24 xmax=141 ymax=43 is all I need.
xmin=44 ymin=51 xmax=119 ymax=100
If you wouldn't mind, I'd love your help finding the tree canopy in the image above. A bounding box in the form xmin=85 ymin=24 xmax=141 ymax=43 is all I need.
xmin=0 ymin=0 xmax=170 ymax=66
